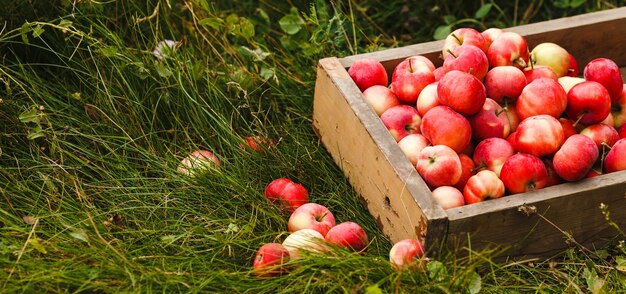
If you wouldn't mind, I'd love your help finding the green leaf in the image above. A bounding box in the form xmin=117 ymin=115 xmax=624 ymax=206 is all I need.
xmin=20 ymin=22 xmax=31 ymax=44
xmin=69 ymin=230 xmax=89 ymax=243
xmin=279 ymin=10 xmax=304 ymax=35
xmin=19 ymin=108 xmax=41 ymax=123
xmin=155 ymin=63 xmax=172 ymax=78
xmin=58 ymin=19 xmax=73 ymax=29
xmin=29 ymin=236 xmax=47 ymax=254
xmin=570 ymin=0 xmax=585 ymax=8
xmin=433 ymin=25 xmax=452 ymax=40
xmin=443 ymin=15 xmax=457 ymax=25
xmin=32 ymin=24 xmax=45 ymax=38
xmin=260 ymin=67 xmax=276 ymax=81
xmin=467 ymin=271 xmax=482 ymax=294
xmin=364 ymin=285 xmax=383 ymax=294
xmin=238 ymin=17 xmax=255 ymax=39
xmin=427 ymin=260 xmax=448 ymax=281
xmin=199 ymin=17 xmax=224 ymax=30
xmin=475 ymin=3 xmax=493 ymax=19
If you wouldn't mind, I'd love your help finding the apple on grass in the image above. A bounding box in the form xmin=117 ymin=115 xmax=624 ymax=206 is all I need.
xmin=416 ymin=145 xmax=462 ymax=188
xmin=362 ymin=85 xmax=400 ymax=116
xmin=437 ymin=70 xmax=486 ymax=116
xmin=177 ymin=149 xmax=221 ymax=176
xmin=253 ymin=243 xmax=290 ymax=277
xmin=288 ymin=203 xmax=336 ymax=237
xmin=442 ymin=45 xmax=489 ymax=81
xmin=242 ymin=136 xmax=276 ymax=154
xmin=282 ymin=229 xmax=327 ymax=260
xmin=472 ymin=137 xmax=515 ymax=177
xmin=515 ymin=115 xmax=565 ymax=157
xmin=468 ymin=98 xmax=511 ymax=141
xmin=583 ymin=58 xmax=624 ymax=102
xmin=463 ymin=170 xmax=505 ymax=204
xmin=420 ymin=106 xmax=472 ymax=153
xmin=484 ymin=66 xmax=526 ymax=104
xmin=442 ymin=28 xmax=488 ymax=59
xmin=530 ymin=42 xmax=570 ymax=77
xmin=325 ymin=222 xmax=369 ymax=253
xmin=487 ymin=31 xmax=529 ymax=69
xmin=500 ymin=153 xmax=548 ymax=194
xmin=348 ymin=58 xmax=388 ymax=92
xmin=397 ymin=134 xmax=430 ymax=166
xmin=381 ymin=105 xmax=422 ymax=142
xmin=416 ymin=82 xmax=440 ymax=116
xmin=391 ymin=56 xmax=436 ymax=104
xmin=552 ymin=134 xmax=599 ymax=181
xmin=566 ymin=81 xmax=611 ymax=125
xmin=389 ymin=239 xmax=426 ymax=270
xmin=516 ymin=77 xmax=567 ymax=120
xmin=431 ymin=186 xmax=465 ymax=209
xmin=604 ymin=139 xmax=626 ymax=173
xmin=264 ymin=178 xmax=309 ymax=213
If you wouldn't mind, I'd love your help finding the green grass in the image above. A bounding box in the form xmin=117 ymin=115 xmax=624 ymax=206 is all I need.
xmin=1 ymin=0 xmax=626 ymax=292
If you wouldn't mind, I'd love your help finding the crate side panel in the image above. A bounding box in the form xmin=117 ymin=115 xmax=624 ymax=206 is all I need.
xmin=446 ymin=172 xmax=626 ymax=258
xmin=312 ymin=57 xmax=447 ymax=244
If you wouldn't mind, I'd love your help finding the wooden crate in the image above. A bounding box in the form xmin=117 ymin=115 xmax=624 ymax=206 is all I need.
xmin=313 ymin=7 xmax=626 ymax=259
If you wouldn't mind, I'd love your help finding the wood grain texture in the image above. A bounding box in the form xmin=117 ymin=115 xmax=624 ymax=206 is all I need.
xmin=312 ymin=58 xmax=448 ymax=249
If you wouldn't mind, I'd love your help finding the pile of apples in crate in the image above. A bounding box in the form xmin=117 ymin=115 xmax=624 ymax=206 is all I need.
xmin=349 ymin=27 xmax=626 ymax=209
xmin=253 ymin=178 xmax=425 ymax=277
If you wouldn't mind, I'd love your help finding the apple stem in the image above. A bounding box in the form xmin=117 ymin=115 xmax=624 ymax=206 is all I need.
xmin=446 ymin=49 xmax=457 ymax=58
xmin=572 ymin=112 xmax=587 ymax=127
xmin=408 ymin=58 xmax=414 ymax=73
xmin=468 ymin=68 xmax=474 ymax=75
xmin=451 ymin=33 xmax=462 ymax=44
xmin=513 ymin=58 xmax=527 ymax=69
xmin=470 ymin=165 xmax=486 ymax=173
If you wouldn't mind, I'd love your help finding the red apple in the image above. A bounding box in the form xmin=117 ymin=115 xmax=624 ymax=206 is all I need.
xmin=619 ymin=124 xmax=626 ymax=139
xmin=500 ymin=153 xmax=549 ymax=194
xmin=362 ymin=85 xmax=400 ymax=116
xmin=463 ymin=170 xmax=505 ymax=204
xmin=432 ymin=186 xmax=465 ymax=209
xmin=506 ymin=130 xmax=518 ymax=151
xmin=484 ymin=66 xmax=526 ymax=104
xmin=242 ymin=136 xmax=276 ymax=154
xmin=604 ymin=138 xmax=626 ymax=173
xmin=288 ymin=203 xmax=336 ymax=236
xmin=348 ymin=58 xmax=388 ymax=92
xmin=552 ymin=134 xmax=599 ymax=181
xmin=469 ymin=98 xmax=511 ymax=141
xmin=487 ymin=31 xmax=529 ymax=69
xmin=481 ymin=28 xmax=504 ymax=49
xmin=567 ymin=53 xmax=579 ymax=77
xmin=389 ymin=239 xmax=426 ymax=270
xmin=442 ymin=28 xmax=487 ymax=59
xmin=443 ymin=45 xmax=489 ymax=81
xmin=398 ymin=134 xmax=430 ymax=166
xmin=579 ymin=124 xmax=620 ymax=150
xmin=381 ymin=105 xmax=422 ymax=142
xmin=416 ymin=82 xmax=440 ymax=116
xmin=516 ymin=78 xmax=567 ymax=120
xmin=504 ymin=104 xmax=521 ymax=132
xmin=392 ymin=56 xmax=436 ymax=104
xmin=454 ymin=153 xmax=476 ymax=191
xmin=416 ymin=145 xmax=462 ymax=188
xmin=566 ymin=81 xmax=611 ymax=125
xmin=437 ymin=70 xmax=486 ymax=116
xmin=523 ymin=65 xmax=558 ymax=83
xmin=325 ymin=222 xmax=369 ymax=252
xmin=530 ymin=42 xmax=570 ymax=77
xmin=433 ymin=66 xmax=445 ymax=81
xmin=282 ymin=229 xmax=326 ymax=259
xmin=473 ymin=137 xmax=515 ymax=177
xmin=177 ymin=149 xmax=221 ymax=176
xmin=253 ymin=243 xmax=290 ymax=277
xmin=542 ymin=158 xmax=564 ymax=187
xmin=516 ymin=115 xmax=565 ymax=157
xmin=611 ymin=85 xmax=626 ymax=129
xmin=583 ymin=58 xmax=624 ymax=102
xmin=264 ymin=178 xmax=309 ymax=212
xmin=559 ymin=118 xmax=577 ymax=139
xmin=420 ymin=106 xmax=472 ymax=153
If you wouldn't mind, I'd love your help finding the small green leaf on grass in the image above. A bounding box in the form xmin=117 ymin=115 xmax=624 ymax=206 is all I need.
xmin=427 ymin=260 xmax=448 ymax=281
xmin=20 ymin=22 xmax=31 ymax=44
xmin=279 ymin=9 xmax=304 ymax=35
xmin=475 ymin=4 xmax=493 ymax=19
xmin=434 ymin=25 xmax=452 ymax=40
xmin=19 ymin=108 xmax=40 ymax=123
xmin=199 ymin=17 xmax=224 ymax=30
xmin=364 ymin=285 xmax=383 ymax=294
xmin=155 ymin=63 xmax=172 ymax=78
xmin=69 ymin=230 xmax=89 ymax=243
xmin=29 ymin=236 xmax=47 ymax=254
xmin=443 ymin=15 xmax=457 ymax=25
xmin=58 ymin=19 xmax=73 ymax=29
xmin=32 ymin=24 xmax=45 ymax=38
xmin=468 ymin=271 xmax=482 ymax=294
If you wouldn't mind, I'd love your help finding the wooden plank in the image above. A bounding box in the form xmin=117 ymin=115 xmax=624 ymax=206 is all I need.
xmin=446 ymin=171 xmax=626 ymax=258
xmin=312 ymin=57 xmax=448 ymax=250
